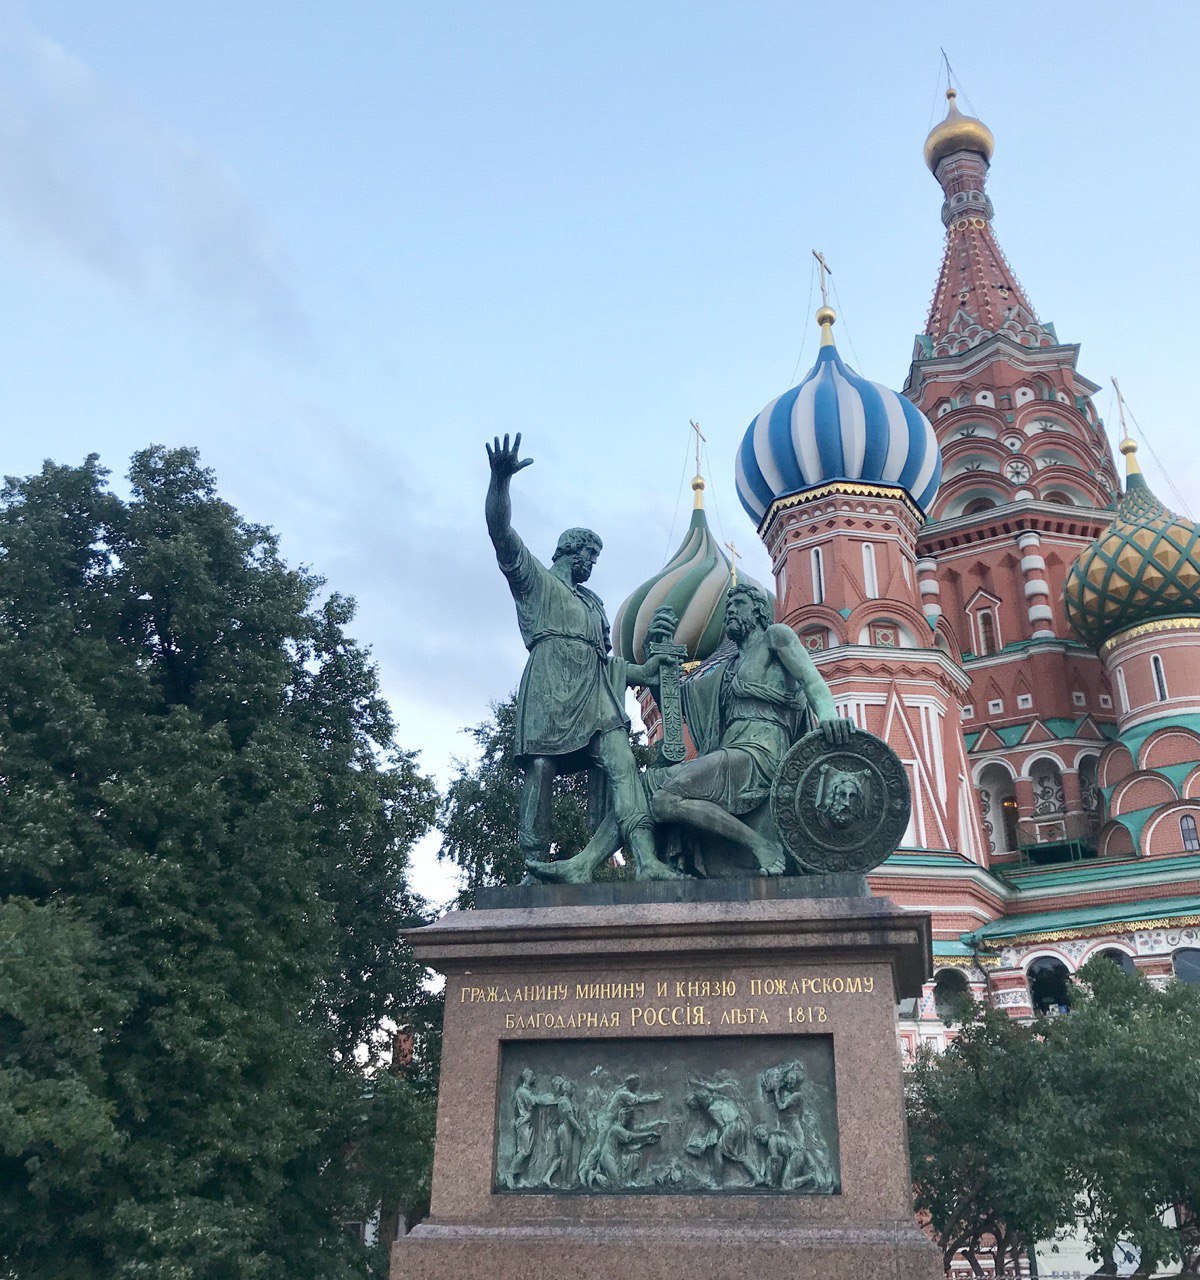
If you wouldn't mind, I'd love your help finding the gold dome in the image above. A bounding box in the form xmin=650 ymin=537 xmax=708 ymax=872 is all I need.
xmin=924 ymin=87 xmax=995 ymax=172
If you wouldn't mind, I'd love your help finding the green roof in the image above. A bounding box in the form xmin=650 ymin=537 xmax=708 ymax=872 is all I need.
xmin=964 ymin=893 xmax=1200 ymax=944
xmin=933 ymin=940 xmax=974 ymax=957
xmin=998 ymin=852 xmax=1200 ymax=891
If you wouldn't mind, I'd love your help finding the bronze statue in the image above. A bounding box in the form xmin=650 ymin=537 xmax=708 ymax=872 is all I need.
xmin=486 ymin=433 xmax=681 ymax=880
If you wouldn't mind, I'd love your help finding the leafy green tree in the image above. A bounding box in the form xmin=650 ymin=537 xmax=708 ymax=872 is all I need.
xmin=905 ymin=1001 xmax=1073 ymax=1275
xmin=1040 ymin=957 xmax=1200 ymax=1277
xmin=0 ymin=449 xmax=437 ymax=1279
xmin=438 ymin=692 xmax=639 ymax=907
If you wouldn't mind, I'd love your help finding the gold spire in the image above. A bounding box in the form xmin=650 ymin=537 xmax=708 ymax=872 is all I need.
xmin=817 ymin=304 xmax=837 ymax=347
xmin=1113 ymin=378 xmax=1142 ymax=477
xmin=689 ymin=418 xmax=707 ymax=507
xmin=924 ymin=85 xmax=995 ymax=172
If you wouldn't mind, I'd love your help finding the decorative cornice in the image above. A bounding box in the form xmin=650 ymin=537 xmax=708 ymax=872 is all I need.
xmin=997 ymin=912 xmax=1200 ymax=946
xmin=760 ymin=481 xmax=925 ymax=535
xmin=904 ymin=333 xmax=1098 ymax=397
xmin=1100 ymin=615 xmax=1200 ymax=659
xmin=918 ymin=500 xmax=1111 ymax=553
xmin=813 ymin=644 xmax=973 ymax=694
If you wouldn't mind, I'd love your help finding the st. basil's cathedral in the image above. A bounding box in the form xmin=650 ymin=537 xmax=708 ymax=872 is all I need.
xmin=614 ymin=87 xmax=1200 ymax=1048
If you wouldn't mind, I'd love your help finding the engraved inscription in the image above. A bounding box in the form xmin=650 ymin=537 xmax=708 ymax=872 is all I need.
xmin=494 ymin=1036 xmax=839 ymax=1195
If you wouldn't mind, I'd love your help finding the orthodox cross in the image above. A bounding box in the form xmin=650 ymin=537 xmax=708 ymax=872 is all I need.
xmin=689 ymin=418 xmax=706 ymax=475
xmin=812 ymin=249 xmax=833 ymax=308
xmin=1112 ymin=377 xmax=1132 ymax=443
xmin=725 ymin=540 xmax=741 ymax=586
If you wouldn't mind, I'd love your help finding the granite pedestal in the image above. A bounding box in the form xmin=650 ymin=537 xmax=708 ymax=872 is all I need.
xmin=391 ymin=879 xmax=940 ymax=1280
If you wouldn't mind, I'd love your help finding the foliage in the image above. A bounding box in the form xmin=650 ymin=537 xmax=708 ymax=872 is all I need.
xmin=437 ymin=693 xmax=640 ymax=907
xmin=905 ymin=1000 xmax=1072 ymax=1274
xmin=0 ymin=449 xmax=437 ymax=1279
xmin=1039 ymin=957 xmax=1200 ymax=1276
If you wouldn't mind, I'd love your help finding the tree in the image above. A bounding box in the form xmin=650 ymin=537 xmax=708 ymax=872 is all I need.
xmin=1040 ymin=957 xmax=1200 ymax=1277
xmin=905 ymin=1001 xmax=1073 ymax=1275
xmin=0 ymin=449 xmax=437 ymax=1279
xmin=438 ymin=692 xmax=639 ymax=907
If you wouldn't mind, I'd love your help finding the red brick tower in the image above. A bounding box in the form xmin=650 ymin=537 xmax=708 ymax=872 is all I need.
xmin=735 ymin=303 xmax=989 ymax=872
xmin=903 ymin=89 xmax=1122 ymax=872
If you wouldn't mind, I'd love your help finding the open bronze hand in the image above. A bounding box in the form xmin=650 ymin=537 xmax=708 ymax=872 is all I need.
xmin=486 ymin=432 xmax=534 ymax=481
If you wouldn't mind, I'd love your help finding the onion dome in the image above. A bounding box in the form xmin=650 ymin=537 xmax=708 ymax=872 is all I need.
xmin=735 ymin=307 xmax=942 ymax=527
xmin=1064 ymin=439 xmax=1200 ymax=651
xmin=924 ymin=87 xmax=995 ymax=172
xmin=614 ymin=473 xmax=772 ymax=664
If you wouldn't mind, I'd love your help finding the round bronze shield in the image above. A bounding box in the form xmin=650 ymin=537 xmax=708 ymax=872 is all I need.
xmin=770 ymin=729 xmax=911 ymax=874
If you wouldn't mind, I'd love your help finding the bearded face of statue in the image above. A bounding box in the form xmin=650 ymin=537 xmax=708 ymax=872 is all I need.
xmin=822 ymin=772 xmax=866 ymax=829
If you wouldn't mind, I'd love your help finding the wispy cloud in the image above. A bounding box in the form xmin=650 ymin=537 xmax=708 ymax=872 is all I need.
xmin=0 ymin=8 xmax=308 ymax=348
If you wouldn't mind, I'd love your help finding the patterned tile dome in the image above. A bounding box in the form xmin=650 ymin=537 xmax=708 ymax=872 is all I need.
xmin=1064 ymin=443 xmax=1200 ymax=650
xmin=735 ymin=309 xmax=942 ymax=528
xmin=614 ymin=476 xmax=772 ymax=664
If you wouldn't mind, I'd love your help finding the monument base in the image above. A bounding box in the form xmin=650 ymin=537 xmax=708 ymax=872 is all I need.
xmin=395 ymin=1222 xmax=940 ymax=1280
xmin=392 ymin=883 xmax=940 ymax=1280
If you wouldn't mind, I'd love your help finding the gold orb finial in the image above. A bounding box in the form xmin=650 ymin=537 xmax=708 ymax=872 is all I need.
xmin=1120 ymin=436 xmax=1142 ymax=476
xmin=691 ymin=472 xmax=706 ymax=508
xmin=816 ymin=304 xmax=837 ymax=347
xmin=924 ymin=85 xmax=995 ymax=172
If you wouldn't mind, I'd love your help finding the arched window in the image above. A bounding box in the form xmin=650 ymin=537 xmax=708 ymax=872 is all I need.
xmin=1175 ymin=948 xmax=1200 ymax=984
xmin=862 ymin=543 xmax=879 ymax=599
xmin=811 ymin=547 xmax=825 ymax=606
xmin=933 ymin=969 xmax=971 ymax=1022
xmin=1028 ymin=957 xmax=1072 ymax=1014
xmin=1001 ymin=796 xmax=1020 ymax=850
xmin=1079 ymin=756 xmax=1101 ymax=816
xmin=1116 ymin=666 xmax=1130 ymax=714
xmin=1095 ymin=948 xmax=1137 ymax=976
xmin=963 ymin=497 xmax=997 ymax=515
xmin=977 ymin=609 xmax=998 ymax=656
xmin=1182 ymin=815 xmax=1200 ymax=852
xmin=1152 ymin=654 xmax=1169 ymax=702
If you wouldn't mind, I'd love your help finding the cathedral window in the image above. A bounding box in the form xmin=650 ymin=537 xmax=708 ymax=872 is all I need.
xmin=976 ymin=608 xmax=998 ymax=656
xmin=933 ymin=969 xmax=970 ymax=1022
xmin=1096 ymin=949 xmax=1137 ymax=975
xmin=1175 ymin=948 xmax=1200 ymax=983
xmin=1116 ymin=666 xmax=1130 ymax=714
xmin=1027 ymin=957 xmax=1072 ymax=1014
xmin=1152 ymin=654 xmax=1169 ymax=702
xmin=1182 ymin=814 xmax=1200 ymax=852
xmin=1017 ymin=693 xmax=1033 ymax=710
xmin=963 ymin=497 xmax=997 ymax=516
xmin=862 ymin=543 xmax=879 ymax=598
xmin=810 ymin=547 xmax=825 ymax=605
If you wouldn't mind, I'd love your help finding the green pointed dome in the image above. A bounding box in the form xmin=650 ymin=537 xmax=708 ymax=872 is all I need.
xmin=1064 ymin=443 xmax=1200 ymax=651
xmin=614 ymin=477 xmax=772 ymax=664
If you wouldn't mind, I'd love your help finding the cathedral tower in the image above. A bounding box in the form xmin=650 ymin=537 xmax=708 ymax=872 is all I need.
xmin=905 ymin=89 xmax=1122 ymax=866
xmin=735 ymin=305 xmax=988 ymax=867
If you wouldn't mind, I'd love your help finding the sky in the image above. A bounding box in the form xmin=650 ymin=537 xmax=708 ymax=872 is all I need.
xmin=4 ymin=2 xmax=1199 ymax=905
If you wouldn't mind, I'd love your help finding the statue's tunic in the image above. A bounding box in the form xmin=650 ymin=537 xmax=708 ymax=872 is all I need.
xmin=498 ymin=538 xmax=628 ymax=766
xmin=649 ymin=649 xmax=808 ymax=815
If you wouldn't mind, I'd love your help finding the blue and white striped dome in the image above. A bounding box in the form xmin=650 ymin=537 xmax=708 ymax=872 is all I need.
xmin=735 ymin=317 xmax=942 ymax=526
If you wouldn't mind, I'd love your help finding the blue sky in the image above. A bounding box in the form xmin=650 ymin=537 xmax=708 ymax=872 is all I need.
xmin=4 ymin=2 xmax=1198 ymax=902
